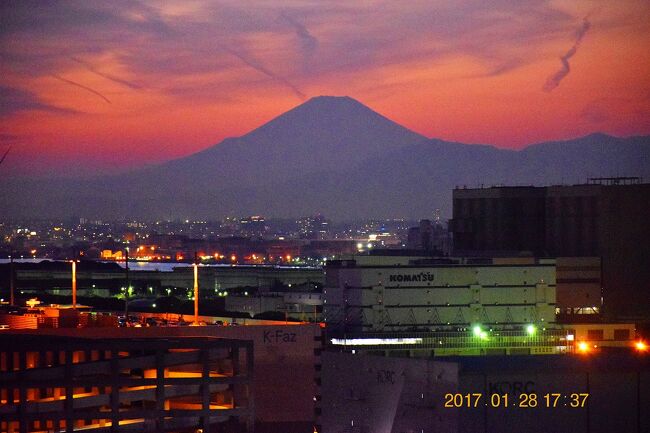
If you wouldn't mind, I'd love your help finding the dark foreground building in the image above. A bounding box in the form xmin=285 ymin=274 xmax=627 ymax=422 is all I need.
xmin=321 ymin=351 xmax=650 ymax=433
xmin=450 ymin=179 xmax=650 ymax=317
xmin=0 ymin=322 xmax=322 ymax=433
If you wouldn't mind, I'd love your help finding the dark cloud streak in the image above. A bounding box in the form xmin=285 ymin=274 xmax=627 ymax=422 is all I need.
xmin=70 ymin=57 xmax=142 ymax=90
xmin=280 ymin=12 xmax=318 ymax=54
xmin=0 ymin=146 xmax=10 ymax=166
xmin=51 ymin=74 xmax=112 ymax=103
xmin=219 ymin=45 xmax=306 ymax=100
xmin=543 ymin=17 xmax=591 ymax=92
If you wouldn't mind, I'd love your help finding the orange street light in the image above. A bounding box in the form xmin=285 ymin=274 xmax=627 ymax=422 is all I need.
xmin=71 ymin=260 xmax=77 ymax=309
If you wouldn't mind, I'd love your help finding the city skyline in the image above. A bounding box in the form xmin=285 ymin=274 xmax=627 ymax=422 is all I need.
xmin=1 ymin=0 xmax=649 ymax=176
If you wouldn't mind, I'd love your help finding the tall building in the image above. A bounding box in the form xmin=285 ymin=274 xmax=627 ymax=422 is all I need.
xmin=450 ymin=179 xmax=650 ymax=317
xmin=407 ymin=219 xmax=451 ymax=254
xmin=238 ymin=216 xmax=267 ymax=238
xmin=297 ymin=214 xmax=331 ymax=240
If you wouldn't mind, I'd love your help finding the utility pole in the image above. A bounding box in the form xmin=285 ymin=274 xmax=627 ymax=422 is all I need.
xmin=71 ymin=259 xmax=77 ymax=309
xmin=193 ymin=251 xmax=199 ymax=325
xmin=9 ymin=253 xmax=15 ymax=306
xmin=124 ymin=247 xmax=130 ymax=319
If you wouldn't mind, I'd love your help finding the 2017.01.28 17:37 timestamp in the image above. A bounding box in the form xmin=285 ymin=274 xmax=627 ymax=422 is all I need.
xmin=444 ymin=393 xmax=589 ymax=408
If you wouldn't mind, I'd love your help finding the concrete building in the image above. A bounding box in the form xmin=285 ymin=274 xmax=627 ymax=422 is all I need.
xmin=320 ymin=352 xmax=458 ymax=433
xmin=0 ymin=322 xmax=322 ymax=433
xmin=407 ymin=219 xmax=451 ymax=254
xmin=321 ymin=351 xmax=650 ymax=433
xmin=225 ymin=291 xmax=322 ymax=321
xmin=555 ymin=257 xmax=602 ymax=318
xmin=450 ymin=179 xmax=650 ymax=317
xmin=324 ymin=255 xmax=557 ymax=334
xmin=0 ymin=333 xmax=254 ymax=433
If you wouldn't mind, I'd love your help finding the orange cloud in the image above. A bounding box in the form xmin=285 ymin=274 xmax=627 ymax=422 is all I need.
xmin=0 ymin=0 xmax=648 ymax=175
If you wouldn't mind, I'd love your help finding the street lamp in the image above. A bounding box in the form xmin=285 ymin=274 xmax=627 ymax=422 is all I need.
xmin=71 ymin=259 xmax=77 ymax=309
xmin=124 ymin=246 xmax=130 ymax=318
xmin=193 ymin=252 xmax=199 ymax=325
xmin=9 ymin=253 xmax=14 ymax=306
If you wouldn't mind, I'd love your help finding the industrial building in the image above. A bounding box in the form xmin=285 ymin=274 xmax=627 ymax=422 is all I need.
xmin=12 ymin=262 xmax=323 ymax=295
xmin=323 ymin=254 xmax=638 ymax=356
xmin=324 ymin=255 xmax=557 ymax=333
xmin=450 ymin=179 xmax=650 ymax=317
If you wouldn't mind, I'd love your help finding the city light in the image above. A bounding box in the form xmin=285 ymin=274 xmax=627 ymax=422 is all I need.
xmin=577 ymin=342 xmax=590 ymax=353
xmin=635 ymin=341 xmax=647 ymax=352
xmin=193 ymin=262 xmax=199 ymax=325
xmin=472 ymin=325 xmax=482 ymax=337
xmin=71 ymin=259 xmax=77 ymax=309
xmin=526 ymin=324 xmax=536 ymax=335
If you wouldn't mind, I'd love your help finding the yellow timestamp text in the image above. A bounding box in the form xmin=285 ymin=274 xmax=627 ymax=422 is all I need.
xmin=443 ymin=393 xmax=589 ymax=408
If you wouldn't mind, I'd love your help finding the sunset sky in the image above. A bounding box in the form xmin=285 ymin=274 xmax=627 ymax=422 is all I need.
xmin=1 ymin=0 xmax=649 ymax=177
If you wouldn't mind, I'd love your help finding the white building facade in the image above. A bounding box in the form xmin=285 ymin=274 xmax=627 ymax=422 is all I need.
xmin=324 ymin=255 xmax=556 ymax=333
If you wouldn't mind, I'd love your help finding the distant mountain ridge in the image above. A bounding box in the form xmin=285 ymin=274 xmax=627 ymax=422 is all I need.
xmin=2 ymin=96 xmax=649 ymax=220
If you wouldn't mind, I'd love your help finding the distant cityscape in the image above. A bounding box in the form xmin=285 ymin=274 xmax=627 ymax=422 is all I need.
xmin=0 ymin=213 xmax=448 ymax=264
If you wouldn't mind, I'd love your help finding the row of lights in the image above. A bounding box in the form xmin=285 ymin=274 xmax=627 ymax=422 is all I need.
xmin=472 ymin=324 xmax=648 ymax=355
xmin=472 ymin=324 xmax=538 ymax=340
xmin=576 ymin=340 xmax=647 ymax=354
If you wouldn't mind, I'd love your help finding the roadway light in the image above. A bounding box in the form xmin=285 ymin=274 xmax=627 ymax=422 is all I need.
xmin=71 ymin=260 xmax=77 ymax=309
xmin=635 ymin=341 xmax=647 ymax=352
xmin=577 ymin=342 xmax=589 ymax=353
xmin=526 ymin=324 xmax=536 ymax=335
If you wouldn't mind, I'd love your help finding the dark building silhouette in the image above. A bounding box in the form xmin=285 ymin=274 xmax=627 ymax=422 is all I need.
xmin=450 ymin=179 xmax=650 ymax=317
xmin=406 ymin=219 xmax=450 ymax=255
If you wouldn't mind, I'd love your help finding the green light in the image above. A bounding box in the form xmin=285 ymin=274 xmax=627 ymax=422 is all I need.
xmin=526 ymin=324 xmax=536 ymax=335
xmin=479 ymin=331 xmax=489 ymax=340
xmin=472 ymin=325 xmax=482 ymax=337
